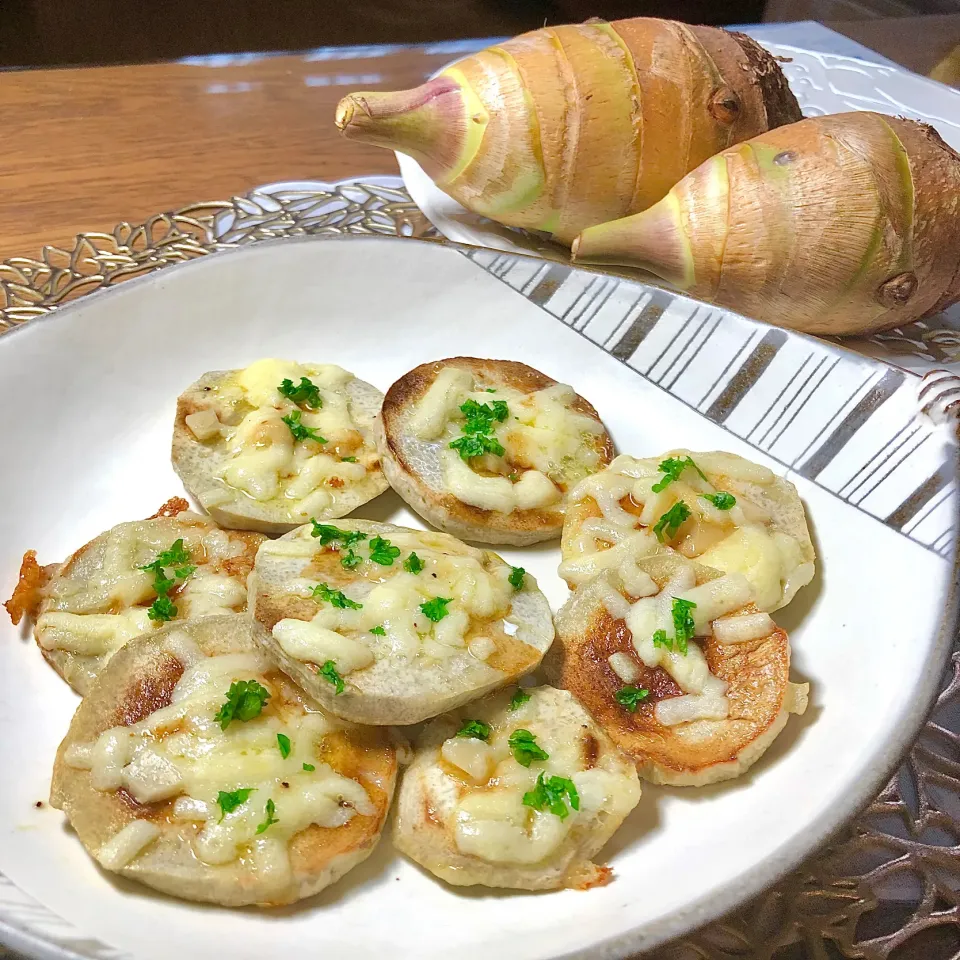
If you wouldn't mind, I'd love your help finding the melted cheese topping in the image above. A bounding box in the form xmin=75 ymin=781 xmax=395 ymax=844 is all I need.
xmin=266 ymin=527 xmax=516 ymax=677
xmin=436 ymin=692 xmax=640 ymax=865
xmin=563 ymin=451 xmax=812 ymax=610
xmin=67 ymin=646 xmax=374 ymax=883
xmin=605 ymin=557 xmax=769 ymax=726
xmin=198 ymin=359 xmax=379 ymax=519
xmin=37 ymin=519 xmax=256 ymax=660
xmin=410 ymin=367 xmax=606 ymax=514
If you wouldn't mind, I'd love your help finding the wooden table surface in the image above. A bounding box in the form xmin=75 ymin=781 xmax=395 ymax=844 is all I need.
xmin=0 ymin=48 xmax=454 ymax=263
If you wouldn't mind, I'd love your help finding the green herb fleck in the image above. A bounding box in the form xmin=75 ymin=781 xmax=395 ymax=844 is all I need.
xmin=420 ymin=597 xmax=452 ymax=622
xmin=652 ymin=629 xmax=672 ymax=651
xmin=652 ymin=501 xmax=692 ymax=543
xmin=456 ymin=719 xmax=491 ymax=741
xmin=522 ymin=772 xmax=580 ymax=819
xmin=485 ymin=388 xmax=497 ymax=393
xmin=369 ymin=535 xmax=401 ymax=566
xmin=340 ymin=549 xmax=363 ymax=570
xmin=651 ymin=456 xmax=707 ymax=493
xmin=449 ymin=433 xmax=505 ymax=460
xmin=282 ymin=409 xmax=326 ymax=444
xmin=302 ymin=763 xmax=316 ymax=772
xmin=403 ymin=552 xmax=424 ymax=574
xmin=214 ymin=679 xmax=271 ymax=730
xmin=318 ymin=660 xmax=345 ymax=695
xmin=449 ymin=399 xmax=509 ymax=460
xmin=310 ymin=522 xmax=367 ymax=546
xmin=277 ymin=733 xmax=291 ymax=759
xmin=140 ymin=539 xmax=195 ymax=621
xmin=508 ymin=566 xmax=526 ymax=591
xmin=147 ymin=594 xmax=178 ymax=622
xmin=255 ymin=798 xmax=279 ymax=835
xmin=509 ymin=688 xmax=531 ymax=711
xmin=311 ymin=582 xmax=362 ymax=610
xmin=340 ymin=456 xmax=357 ymax=463
xmin=217 ymin=788 xmax=254 ymax=821
xmin=140 ymin=539 xmax=191 ymax=574
xmin=615 ymin=686 xmax=650 ymax=712
xmin=370 ymin=625 xmax=386 ymax=636
xmin=508 ymin=728 xmax=549 ymax=767
xmin=671 ymin=598 xmax=697 ymax=656
xmin=702 ymin=491 xmax=736 ymax=510
xmin=278 ymin=376 xmax=322 ymax=409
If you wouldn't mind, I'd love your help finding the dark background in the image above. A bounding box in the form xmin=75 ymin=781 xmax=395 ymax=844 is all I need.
xmin=1 ymin=0 xmax=956 ymax=70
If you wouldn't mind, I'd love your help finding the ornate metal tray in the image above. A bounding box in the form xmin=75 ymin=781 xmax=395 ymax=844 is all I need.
xmin=1 ymin=178 xmax=958 ymax=960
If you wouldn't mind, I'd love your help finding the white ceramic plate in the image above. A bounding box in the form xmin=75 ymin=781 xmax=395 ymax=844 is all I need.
xmin=399 ymin=42 xmax=960 ymax=257
xmin=0 ymin=236 xmax=956 ymax=960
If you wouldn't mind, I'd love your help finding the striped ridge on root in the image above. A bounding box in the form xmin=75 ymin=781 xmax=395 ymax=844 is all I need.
xmin=335 ymin=17 xmax=801 ymax=245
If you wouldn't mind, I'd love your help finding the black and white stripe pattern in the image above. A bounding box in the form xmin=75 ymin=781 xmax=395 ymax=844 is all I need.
xmin=462 ymin=249 xmax=958 ymax=558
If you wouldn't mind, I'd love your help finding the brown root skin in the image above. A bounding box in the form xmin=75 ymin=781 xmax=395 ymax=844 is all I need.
xmin=335 ymin=17 xmax=801 ymax=245
xmin=572 ymin=112 xmax=960 ymax=336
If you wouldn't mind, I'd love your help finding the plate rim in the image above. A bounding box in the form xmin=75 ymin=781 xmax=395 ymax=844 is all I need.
xmin=0 ymin=232 xmax=957 ymax=960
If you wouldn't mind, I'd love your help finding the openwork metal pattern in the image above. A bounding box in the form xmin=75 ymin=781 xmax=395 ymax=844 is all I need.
xmin=0 ymin=179 xmax=957 ymax=960
xmin=0 ymin=179 xmax=437 ymax=332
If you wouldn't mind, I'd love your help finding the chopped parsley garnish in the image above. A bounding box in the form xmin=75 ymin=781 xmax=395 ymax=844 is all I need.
xmin=456 ymin=719 xmax=491 ymax=741
xmin=255 ymin=798 xmax=279 ymax=835
xmin=369 ymin=536 xmax=401 ymax=566
xmin=282 ymin=409 xmax=326 ymax=444
xmin=140 ymin=539 xmax=195 ymax=622
xmin=420 ymin=597 xmax=452 ymax=622
xmin=462 ymin=398 xmax=509 ymax=425
xmin=278 ymin=376 xmax=322 ymax=409
xmin=217 ymin=788 xmax=254 ymax=821
xmin=141 ymin=539 xmax=192 ymax=573
xmin=318 ymin=660 xmax=345 ymax=694
xmin=651 ymin=456 xmax=707 ymax=493
xmin=311 ymin=582 xmax=362 ymax=610
xmin=649 ymin=598 xmax=697 ymax=656
xmin=509 ymin=688 xmax=531 ymax=711
xmin=403 ymin=552 xmax=424 ymax=574
xmin=508 ymin=566 xmax=526 ymax=591
xmin=302 ymin=762 xmax=316 ymax=772
xmin=310 ymin=522 xmax=366 ymax=546
xmin=449 ymin=399 xmax=509 ymax=461
xmin=652 ymin=629 xmax=672 ymax=650
xmin=508 ymin=729 xmax=549 ymax=767
xmin=214 ymin=679 xmax=271 ymax=730
xmin=702 ymin=491 xmax=736 ymax=510
xmin=449 ymin=433 xmax=505 ymax=459
xmin=485 ymin=388 xmax=497 ymax=393
xmin=277 ymin=733 xmax=291 ymax=759
xmin=370 ymin=625 xmax=386 ymax=636
xmin=340 ymin=456 xmax=357 ymax=463
xmin=147 ymin=595 xmax=178 ymax=623
xmin=309 ymin=523 xmax=368 ymax=569
xmin=652 ymin=501 xmax=691 ymax=542
xmin=671 ymin=598 xmax=697 ymax=656
xmin=615 ymin=686 xmax=650 ymax=711
xmin=522 ymin=772 xmax=580 ymax=819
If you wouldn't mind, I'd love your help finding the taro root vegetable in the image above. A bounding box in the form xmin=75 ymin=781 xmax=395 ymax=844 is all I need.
xmin=572 ymin=112 xmax=960 ymax=336
xmin=335 ymin=18 xmax=801 ymax=245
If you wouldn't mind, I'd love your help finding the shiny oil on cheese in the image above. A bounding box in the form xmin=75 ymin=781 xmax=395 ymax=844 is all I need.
xmin=68 ymin=650 xmax=375 ymax=883
xmin=564 ymin=451 xmax=812 ymax=610
xmin=431 ymin=690 xmax=640 ymax=867
xmin=409 ymin=367 xmax=605 ymax=515
xmin=208 ymin=359 xmax=379 ymax=517
xmin=264 ymin=527 xmax=516 ymax=678
xmin=37 ymin=517 xmax=255 ymax=662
